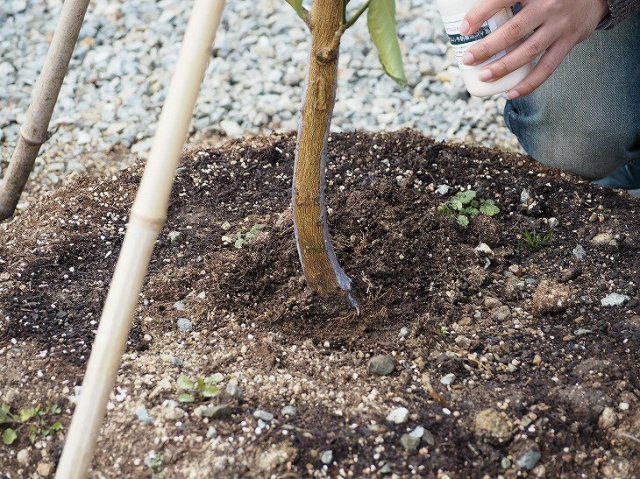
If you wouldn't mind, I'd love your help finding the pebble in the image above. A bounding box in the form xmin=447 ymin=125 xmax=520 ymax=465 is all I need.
xmin=572 ymin=245 xmax=587 ymax=261
xmin=591 ymin=232 xmax=616 ymax=247
xmin=474 ymin=408 xmax=514 ymax=444
xmin=531 ymin=280 xmax=570 ymax=314
xmin=601 ymin=293 xmax=630 ymax=307
xmin=490 ymin=305 xmax=511 ymax=321
xmin=320 ymin=450 xmax=333 ymax=465
xmin=168 ymin=231 xmax=184 ymax=243
xmin=386 ymin=407 xmax=409 ymax=424
xmin=281 ymin=405 xmax=297 ymax=416
xmin=160 ymin=399 xmax=185 ymax=421
xmin=176 ymin=318 xmax=193 ymax=332
xmin=368 ymin=354 xmax=396 ymax=376
xmin=516 ymin=445 xmax=541 ymax=470
xmin=206 ymin=426 xmax=217 ymax=439
xmin=135 ymin=406 xmax=155 ymax=424
xmin=17 ymin=448 xmax=30 ymax=464
xmin=253 ymin=409 xmax=274 ymax=421
xmin=400 ymin=433 xmax=421 ymax=451
xmin=440 ymin=373 xmax=456 ymax=385
xmin=36 ymin=463 xmax=53 ymax=477
xmin=225 ymin=381 xmax=243 ymax=400
xmin=399 ymin=327 xmax=409 ymax=337
xmin=598 ymin=407 xmax=617 ymax=429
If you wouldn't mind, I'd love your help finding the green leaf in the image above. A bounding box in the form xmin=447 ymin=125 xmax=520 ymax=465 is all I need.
xmin=455 ymin=190 xmax=477 ymax=205
xmin=205 ymin=373 xmax=224 ymax=384
xmin=201 ymin=386 xmax=221 ymax=398
xmin=196 ymin=377 xmax=206 ymax=392
xmin=2 ymin=428 xmax=17 ymax=445
xmin=449 ymin=199 xmax=463 ymax=211
xmin=367 ymin=0 xmax=406 ymax=86
xmin=177 ymin=375 xmax=195 ymax=390
xmin=283 ymin=0 xmax=307 ymax=19
xmin=178 ymin=394 xmax=195 ymax=403
xmin=18 ymin=408 xmax=38 ymax=423
xmin=479 ymin=200 xmax=500 ymax=216
xmin=456 ymin=215 xmax=469 ymax=227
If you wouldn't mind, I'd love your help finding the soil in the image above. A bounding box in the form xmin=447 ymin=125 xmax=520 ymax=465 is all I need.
xmin=0 ymin=130 xmax=639 ymax=479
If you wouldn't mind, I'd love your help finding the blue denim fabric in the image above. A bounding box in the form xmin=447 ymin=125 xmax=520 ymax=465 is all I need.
xmin=504 ymin=12 xmax=640 ymax=188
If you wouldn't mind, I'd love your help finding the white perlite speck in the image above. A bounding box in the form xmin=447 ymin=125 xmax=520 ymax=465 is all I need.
xmin=386 ymin=407 xmax=409 ymax=424
xmin=601 ymin=293 xmax=630 ymax=307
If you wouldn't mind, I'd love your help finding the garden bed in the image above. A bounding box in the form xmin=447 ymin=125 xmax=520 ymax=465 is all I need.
xmin=1 ymin=130 xmax=638 ymax=478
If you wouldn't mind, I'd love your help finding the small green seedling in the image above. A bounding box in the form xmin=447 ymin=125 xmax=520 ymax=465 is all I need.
xmin=0 ymin=403 xmax=62 ymax=445
xmin=176 ymin=374 xmax=224 ymax=403
xmin=520 ymin=228 xmax=554 ymax=250
xmin=234 ymin=224 xmax=264 ymax=249
xmin=438 ymin=190 xmax=500 ymax=226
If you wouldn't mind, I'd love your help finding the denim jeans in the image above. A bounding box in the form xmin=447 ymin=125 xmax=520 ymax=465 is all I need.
xmin=504 ymin=12 xmax=640 ymax=188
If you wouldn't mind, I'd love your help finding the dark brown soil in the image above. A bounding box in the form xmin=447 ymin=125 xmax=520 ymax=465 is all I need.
xmin=1 ymin=130 xmax=639 ymax=478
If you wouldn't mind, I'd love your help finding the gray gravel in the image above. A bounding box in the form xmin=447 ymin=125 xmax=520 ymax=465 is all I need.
xmin=1 ymin=0 xmax=522 ymax=212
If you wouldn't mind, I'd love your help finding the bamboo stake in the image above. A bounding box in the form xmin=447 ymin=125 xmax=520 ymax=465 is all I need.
xmin=54 ymin=1 xmax=226 ymax=477
xmin=0 ymin=0 xmax=90 ymax=221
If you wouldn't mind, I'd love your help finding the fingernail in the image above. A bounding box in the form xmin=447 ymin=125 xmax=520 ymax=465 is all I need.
xmin=462 ymin=51 xmax=475 ymax=65
xmin=459 ymin=19 xmax=470 ymax=36
xmin=507 ymin=90 xmax=520 ymax=99
xmin=479 ymin=69 xmax=493 ymax=81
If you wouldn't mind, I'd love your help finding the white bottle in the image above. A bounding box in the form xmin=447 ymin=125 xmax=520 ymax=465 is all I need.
xmin=436 ymin=0 xmax=532 ymax=97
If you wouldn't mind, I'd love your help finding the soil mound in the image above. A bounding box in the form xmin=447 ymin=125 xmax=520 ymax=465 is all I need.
xmin=1 ymin=131 xmax=638 ymax=477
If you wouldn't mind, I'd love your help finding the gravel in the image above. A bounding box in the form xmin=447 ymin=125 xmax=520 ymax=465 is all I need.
xmin=1 ymin=0 xmax=522 ymax=213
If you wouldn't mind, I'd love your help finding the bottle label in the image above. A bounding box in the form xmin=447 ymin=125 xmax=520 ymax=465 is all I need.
xmin=442 ymin=10 xmax=512 ymax=70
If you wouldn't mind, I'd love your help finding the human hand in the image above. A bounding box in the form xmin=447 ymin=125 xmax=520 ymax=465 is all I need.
xmin=460 ymin=0 xmax=610 ymax=99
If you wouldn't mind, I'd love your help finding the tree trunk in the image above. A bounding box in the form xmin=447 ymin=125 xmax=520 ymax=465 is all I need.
xmin=293 ymin=0 xmax=357 ymax=308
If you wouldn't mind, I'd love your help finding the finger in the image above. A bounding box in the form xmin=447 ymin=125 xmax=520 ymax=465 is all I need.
xmin=506 ymin=41 xmax=573 ymax=99
xmin=478 ymin=29 xmax=554 ymax=82
xmin=464 ymin=3 xmax=544 ymax=65
xmin=461 ymin=0 xmax=514 ymax=36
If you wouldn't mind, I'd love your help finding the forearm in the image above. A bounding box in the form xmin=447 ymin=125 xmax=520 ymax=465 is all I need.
xmin=606 ymin=0 xmax=640 ymax=27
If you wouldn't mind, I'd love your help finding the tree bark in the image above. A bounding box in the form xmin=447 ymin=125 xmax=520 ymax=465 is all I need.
xmin=293 ymin=0 xmax=356 ymax=306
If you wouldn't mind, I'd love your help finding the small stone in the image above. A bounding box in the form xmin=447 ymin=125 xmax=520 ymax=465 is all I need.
xmin=176 ymin=318 xmax=193 ymax=332
xmin=572 ymin=244 xmax=587 ymax=260
xmin=598 ymin=407 xmax=617 ymax=429
xmin=321 ymin=450 xmax=333 ymax=464
xmin=474 ymin=408 xmax=514 ymax=444
xmin=532 ymin=354 xmax=542 ymax=366
xmin=591 ymin=232 xmax=615 ymax=246
xmin=548 ymin=217 xmax=559 ymax=228
xmin=221 ymin=221 xmax=232 ymax=231
xmin=531 ymin=280 xmax=570 ymax=314
xmin=368 ymin=354 xmax=396 ymax=376
xmin=440 ymin=373 xmax=456 ymax=385
xmin=386 ymin=407 xmax=409 ymax=424
xmin=601 ymin=293 xmax=630 ymax=307
xmin=17 ymin=448 xmax=30 ymax=464
xmin=36 ymin=463 xmax=53 ymax=477
xmin=436 ymin=184 xmax=450 ymax=195
xmin=168 ymin=231 xmax=184 ymax=243
xmin=422 ymin=429 xmax=435 ymax=446
xmin=491 ymin=305 xmax=511 ymax=321
xmin=619 ymin=402 xmax=630 ymax=411
xmin=173 ymin=300 xmax=186 ymax=311
xmin=160 ymin=400 xmax=185 ymax=421
xmin=400 ymin=433 xmax=421 ymax=451
xmin=206 ymin=426 xmax=217 ymax=439
xmin=501 ymin=457 xmax=512 ymax=469
xmin=516 ymin=445 xmax=541 ymax=470
xmin=520 ymin=189 xmax=531 ymax=204
xmin=135 ymin=406 xmax=155 ymax=424
xmin=257 ymin=446 xmax=298 ymax=471
xmin=225 ymin=381 xmax=243 ymax=400
xmin=281 ymin=405 xmax=297 ymax=416
xmin=379 ymin=463 xmax=392 ymax=474
xmin=220 ymin=119 xmax=243 ymax=137
xmin=409 ymin=426 xmax=424 ymax=438
xmin=399 ymin=327 xmax=409 ymax=337
xmin=194 ymin=405 xmax=214 ymax=418
xmin=475 ymin=243 xmax=493 ymax=254
xmin=254 ymin=409 xmax=274 ymax=421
